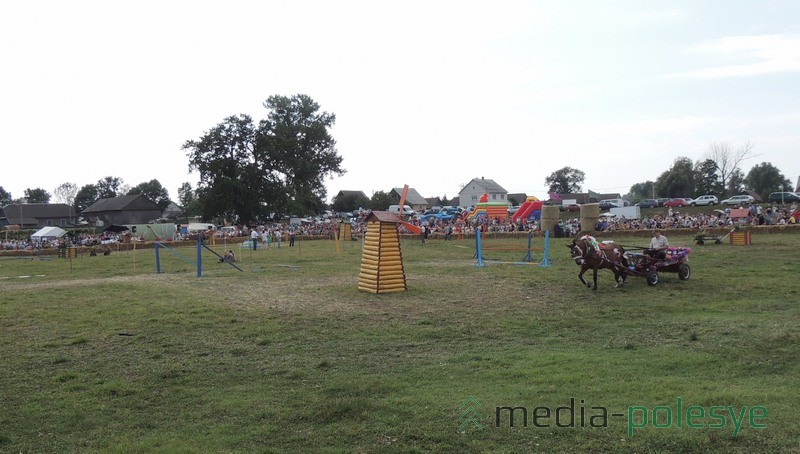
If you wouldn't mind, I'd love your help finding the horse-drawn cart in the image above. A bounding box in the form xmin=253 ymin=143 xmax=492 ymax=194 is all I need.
xmin=623 ymin=247 xmax=691 ymax=286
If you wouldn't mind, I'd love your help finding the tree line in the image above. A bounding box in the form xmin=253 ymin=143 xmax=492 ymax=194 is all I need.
xmin=0 ymin=178 xmax=172 ymax=213
xmin=1 ymin=94 xmax=345 ymax=225
xmin=545 ymin=141 xmax=793 ymax=202
xmin=1 ymin=101 xmax=795 ymax=221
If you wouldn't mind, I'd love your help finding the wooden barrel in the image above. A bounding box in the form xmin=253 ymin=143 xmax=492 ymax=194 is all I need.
xmin=579 ymin=203 xmax=600 ymax=233
xmin=541 ymin=205 xmax=560 ymax=233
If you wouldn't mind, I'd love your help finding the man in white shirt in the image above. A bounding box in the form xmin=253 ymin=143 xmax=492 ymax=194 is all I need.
xmin=250 ymin=229 xmax=259 ymax=250
xmin=645 ymin=230 xmax=669 ymax=259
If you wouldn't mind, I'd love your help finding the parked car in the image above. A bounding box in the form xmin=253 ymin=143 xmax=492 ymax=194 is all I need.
xmin=599 ymin=198 xmax=625 ymax=209
xmin=664 ymin=198 xmax=692 ymax=207
xmin=388 ymin=205 xmax=416 ymax=216
xmin=561 ymin=204 xmax=580 ymax=212
xmin=691 ymin=195 xmax=719 ymax=206
xmin=656 ymin=198 xmax=671 ymax=207
xmin=420 ymin=212 xmax=454 ymax=223
xmin=768 ymin=192 xmax=800 ymax=203
xmin=636 ymin=199 xmax=658 ymax=208
xmin=720 ymin=194 xmax=755 ymax=205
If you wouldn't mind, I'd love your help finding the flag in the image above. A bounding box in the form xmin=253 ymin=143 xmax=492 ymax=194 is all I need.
xmin=587 ymin=190 xmax=600 ymax=201
xmin=795 ymin=176 xmax=799 ymax=192
xmin=548 ymin=191 xmax=562 ymax=201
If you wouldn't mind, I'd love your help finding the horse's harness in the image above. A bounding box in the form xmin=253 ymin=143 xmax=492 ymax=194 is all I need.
xmin=572 ymin=239 xmax=620 ymax=266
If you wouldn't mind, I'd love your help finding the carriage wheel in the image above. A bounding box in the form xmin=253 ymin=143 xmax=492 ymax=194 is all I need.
xmin=678 ymin=263 xmax=691 ymax=281
xmin=647 ymin=270 xmax=659 ymax=286
xmin=695 ymin=239 xmax=704 ymax=245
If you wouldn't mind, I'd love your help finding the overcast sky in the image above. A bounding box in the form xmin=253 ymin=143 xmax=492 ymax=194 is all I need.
xmin=2 ymin=0 xmax=799 ymax=205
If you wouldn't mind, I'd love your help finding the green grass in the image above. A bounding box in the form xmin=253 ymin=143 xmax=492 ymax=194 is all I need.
xmin=1 ymin=233 xmax=798 ymax=452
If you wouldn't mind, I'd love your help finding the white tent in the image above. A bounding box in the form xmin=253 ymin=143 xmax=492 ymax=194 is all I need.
xmin=31 ymin=226 xmax=67 ymax=239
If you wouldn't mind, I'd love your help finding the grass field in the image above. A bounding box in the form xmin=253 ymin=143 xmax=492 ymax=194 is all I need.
xmin=1 ymin=231 xmax=799 ymax=452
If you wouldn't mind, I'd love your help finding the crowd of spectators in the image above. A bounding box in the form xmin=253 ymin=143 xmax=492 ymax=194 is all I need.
xmin=593 ymin=203 xmax=798 ymax=233
xmin=2 ymin=202 xmax=797 ymax=251
xmin=1 ymin=232 xmax=125 ymax=251
xmin=391 ymin=202 xmax=800 ymax=238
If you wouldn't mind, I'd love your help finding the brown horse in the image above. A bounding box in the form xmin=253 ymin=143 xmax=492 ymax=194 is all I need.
xmin=567 ymin=236 xmax=629 ymax=290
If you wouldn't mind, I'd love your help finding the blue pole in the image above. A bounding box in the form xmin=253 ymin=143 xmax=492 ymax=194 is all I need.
xmin=538 ymin=230 xmax=551 ymax=268
xmin=155 ymin=243 xmax=161 ymax=273
xmin=522 ymin=230 xmax=533 ymax=262
xmin=475 ymin=226 xmax=486 ymax=268
xmin=197 ymin=238 xmax=202 ymax=277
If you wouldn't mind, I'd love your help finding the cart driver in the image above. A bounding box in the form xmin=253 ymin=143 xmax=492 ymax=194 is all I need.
xmin=645 ymin=230 xmax=669 ymax=259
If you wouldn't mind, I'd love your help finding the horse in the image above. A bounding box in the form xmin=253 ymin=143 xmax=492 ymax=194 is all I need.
xmin=567 ymin=236 xmax=629 ymax=290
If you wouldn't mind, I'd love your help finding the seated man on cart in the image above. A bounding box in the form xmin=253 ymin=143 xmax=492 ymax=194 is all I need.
xmin=644 ymin=230 xmax=669 ymax=260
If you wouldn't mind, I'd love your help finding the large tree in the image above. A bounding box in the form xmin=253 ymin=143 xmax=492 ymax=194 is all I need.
xmin=545 ymin=167 xmax=585 ymax=193
xmin=706 ymin=141 xmax=757 ymax=197
xmin=128 ymin=179 xmax=172 ymax=210
xmin=74 ymin=184 xmax=99 ymax=213
xmin=0 ymin=186 xmax=12 ymax=206
xmin=53 ymin=182 xmax=78 ymax=206
xmin=184 ymin=94 xmax=345 ymax=224
xmin=24 ymin=188 xmax=51 ymax=203
xmin=96 ymin=176 xmax=124 ymax=199
xmin=258 ymin=94 xmax=344 ymax=215
xmin=744 ymin=162 xmax=791 ymax=199
xmin=184 ymin=114 xmax=264 ymax=223
xmin=655 ymin=157 xmax=695 ymax=198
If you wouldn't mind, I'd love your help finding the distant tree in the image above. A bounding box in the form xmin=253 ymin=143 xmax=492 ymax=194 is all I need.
xmin=74 ymin=184 xmax=99 ymax=213
xmin=367 ymin=190 xmax=395 ymax=211
xmin=332 ymin=192 xmax=369 ymax=212
xmin=96 ymin=176 xmax=124 ymax=199
xmin=128 ymin=179 xmax=172 ymax=210
xmin=184 ymin=94 xmax=344 ymax=223
xmin=625 ymin=181 xmax=656 ymax=203
xmin=655 ymin=157 xmax=695 ymax=198
xmin=178 ymin=182 xmax=194 ymax=208
xmin=24 ymin=188 xmax=51 ymax=203
xmin=745 ymin=162 xmax=791 ymax=199
xmin=706 ymin=141 xmax=757 ymax=197
xmin=727 ymin=168 xmax=746 ymax=195
xmin=440 ymin=194 xmax=451 ymax=206
xmin=177 ymin=182 xmax=201 ymax=217
xmin=0 ymin=186 xmax=12 ymax=206
xmin=693 ymin=159 xmax=722 ymax=196
xmin=53 ymin=182 xmax=78 ymax=206
xmin=545 ymin=167 xmax=585 ymax=193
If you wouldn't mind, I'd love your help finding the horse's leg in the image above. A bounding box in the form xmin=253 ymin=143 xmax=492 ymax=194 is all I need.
xmin=592 ymin=266 xmax=598 ymax=290
xmin=613 ymin=267 xmax=623 ymax=287
xmin=578 ymin=264 xmax=590 ymax=288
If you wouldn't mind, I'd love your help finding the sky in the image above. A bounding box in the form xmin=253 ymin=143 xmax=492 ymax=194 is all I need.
xmin=2 ymin=0 xmax=799 ymax=205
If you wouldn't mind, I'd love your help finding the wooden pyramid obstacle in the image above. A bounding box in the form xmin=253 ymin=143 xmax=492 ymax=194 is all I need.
xmin=358 ymin=211 xmax=407 ymax=293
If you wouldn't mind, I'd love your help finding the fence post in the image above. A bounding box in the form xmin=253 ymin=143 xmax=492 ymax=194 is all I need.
xmin=197 ymin=238 xmax=202 ymax=277
xmin=474 ymin=226 xmax=486 ymax=268
xmin=538 ymin=230 xmax=551 ymax=268
xmin=155 ymin=243 xmax=161 ymax=274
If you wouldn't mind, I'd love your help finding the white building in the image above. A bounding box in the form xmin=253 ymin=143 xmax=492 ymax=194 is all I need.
xmin=457 ymin=177 xmax=509 ymax=208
